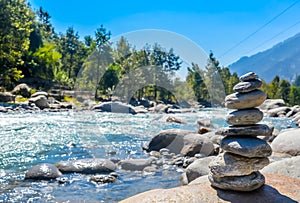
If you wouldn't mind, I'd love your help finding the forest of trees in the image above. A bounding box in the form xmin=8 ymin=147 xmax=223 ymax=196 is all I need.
xmin=1 ymin=0 xmax=300 ymax=106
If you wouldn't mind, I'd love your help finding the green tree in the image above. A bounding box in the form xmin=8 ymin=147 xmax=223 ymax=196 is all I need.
xmin=31 ymin=43 xmax=61 ymax=79
xmin=36 ymin=7 xmax=54 ymax=40
xmin=58 ymin=27 xmax=88 ymax=83
xmin=0 ymin=0 xmax=34 ymax=87
xmin=288 ymin=86 xmax=300 ymax=106
xmin=186 ymin=63 xmax=209 ymax=105
xmin=173 ymin=77 xmax=195 ymax=103
xmin=267 ymin=76 xmax=280 ymax=99
xmin=204 ymin=52 xmax=226 ymax=106
xmin=94 ymin=25 xmax=113 ymax=99
xmin=279 ymin=79 xmax=291 ymax=103
xmin=98 ymin=64 xmax=120 ymax=97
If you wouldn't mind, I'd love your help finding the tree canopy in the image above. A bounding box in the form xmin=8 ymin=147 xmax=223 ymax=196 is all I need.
xmin=1 ymin=0 xmax=300 ymax=106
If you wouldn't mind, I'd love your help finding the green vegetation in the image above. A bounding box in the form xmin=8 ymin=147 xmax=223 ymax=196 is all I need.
xmin=261 ymin=75 xmax=300 ymax=106
xmin=1 ymin=0 xmax=300 ymax=106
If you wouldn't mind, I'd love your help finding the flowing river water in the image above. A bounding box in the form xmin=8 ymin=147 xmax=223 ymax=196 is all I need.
xmin=0 ymin=109 xmax=296 ymax=202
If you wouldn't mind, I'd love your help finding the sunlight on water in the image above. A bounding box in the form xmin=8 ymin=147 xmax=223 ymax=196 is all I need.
xmin=0 ymin=109 xmax=296 ymax=202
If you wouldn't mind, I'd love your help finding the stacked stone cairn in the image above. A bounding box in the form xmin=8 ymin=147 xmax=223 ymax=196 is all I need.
xmin=208 ymin=72 xmax=273 ymax=191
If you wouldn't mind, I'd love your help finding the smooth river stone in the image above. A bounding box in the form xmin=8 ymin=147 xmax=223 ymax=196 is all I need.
xmin=208 ymin=171 xmax=265 ymax=192
xmin=25 ymin=163 xmax=62 ymax=180
xmin=55 ymin=158 xmax=116 ymax=174
xmin=233 ymin=79 xmax=262 ymax=93
xmin=216 ymin=124 xmax=273 ymax=136
xmin=225 ymin=90 xmax=267 ymax=109
xmin=239 ymin=72 xmax=258 ymax=82
xmin=226 ymin=108 xmax=263 ymax=126
xmin=220 ymin=136 xmax=272 ymax=158
xmin=209 ymin=152 xmax=269 ymax=177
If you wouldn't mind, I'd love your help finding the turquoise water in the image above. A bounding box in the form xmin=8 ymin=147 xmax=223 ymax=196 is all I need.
xmin=0 ymin=109 xmax=296 ymax=202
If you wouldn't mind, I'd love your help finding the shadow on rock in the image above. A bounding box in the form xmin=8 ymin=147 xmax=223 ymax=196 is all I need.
xmin=215 ymin=184 xmax=297 ymax=203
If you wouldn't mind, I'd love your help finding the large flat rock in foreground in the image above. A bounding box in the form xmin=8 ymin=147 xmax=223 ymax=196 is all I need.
xmin=120 ymin=174 xmax=300 ymax=203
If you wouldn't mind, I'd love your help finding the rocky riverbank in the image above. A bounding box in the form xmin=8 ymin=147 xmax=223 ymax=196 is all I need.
xmin=21 ymin=123 xmax=300 ymax=202
xmin=0 ymin=83 xmax=199 ymax=114
xmin=1 ymin=79 xmax=300 ymax=202
xmin=119 ymin=72 xmax=300 ymax=202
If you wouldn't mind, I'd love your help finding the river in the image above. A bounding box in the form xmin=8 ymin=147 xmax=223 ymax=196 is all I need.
xmin=0 ymin=109 xmax=296 ymax=202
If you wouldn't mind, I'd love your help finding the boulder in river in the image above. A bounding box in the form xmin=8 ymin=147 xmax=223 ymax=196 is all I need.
xmin=28 ymin=95 xmax=49 ymax=109
xmin=30 ymin=91 xmax=48 ymax=98
xmin=259 ymin=99 xmax=286 ymax=112
xmin=25 ymin=163 xmax=62 ymax=180
xmin=165 ymin=116 xmax=187 ymax=124
xmin=267 ymin=106 xmax=291 ymax=117
xmin=55 ymin=158 xmax=116 ymax=174
xmin=144 ymin=129 xmax=214 ymax=157
xmin=92 ymin=101 xmax=136 ymax=114
xmin=11 ymin=83 xmax=31 ymax=98
xmin=0 ymin=92 xmax=15 ymax=102
xmin=196 ymin=118 xmax=213 ymax=128
xmin=143 ymin=129 xmax=193 ymax=152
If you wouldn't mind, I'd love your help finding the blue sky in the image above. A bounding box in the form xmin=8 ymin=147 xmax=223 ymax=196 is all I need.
xmin=28 ymin=0 xmax=300 ymax=67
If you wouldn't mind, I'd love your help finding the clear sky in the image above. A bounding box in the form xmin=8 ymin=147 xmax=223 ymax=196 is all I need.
xmin=28 ymin=0 xmax=300 ymax=66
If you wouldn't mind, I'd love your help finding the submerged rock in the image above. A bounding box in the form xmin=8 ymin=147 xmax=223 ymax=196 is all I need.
xmin=55 ymin=158 xmax=116 ymax=174
xmin=25 ymin=163 xmax=62 ymax=180
xmin=165 ymin=116 xmax=187 ymax=124
xmin=119 ymin=158 xmax=154 ymax=171
xmin=89 ymin=174 xmax=117 ymax=184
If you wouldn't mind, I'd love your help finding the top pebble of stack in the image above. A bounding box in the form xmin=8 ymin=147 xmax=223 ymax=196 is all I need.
xmin=225 ymin=72 xmax=266 ymax=109
xmin=239 ymin=72 xmax=258 ymax=82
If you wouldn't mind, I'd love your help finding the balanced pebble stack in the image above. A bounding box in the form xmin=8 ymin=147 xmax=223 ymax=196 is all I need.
xmin=208 ymin=72 xmax=273 ymax=191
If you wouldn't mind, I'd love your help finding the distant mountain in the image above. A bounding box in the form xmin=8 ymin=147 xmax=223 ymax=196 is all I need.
xmin=229 ymin=33 xmax=300 ymax=82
